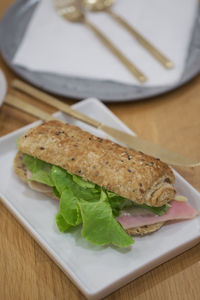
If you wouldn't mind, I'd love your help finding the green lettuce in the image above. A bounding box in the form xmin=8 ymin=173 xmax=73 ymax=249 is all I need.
xmin=56 ymin=212 xmax=71 ymax=232
xmin=59 ymin=188 xmax=82 ymax=226
xmin=24 ymin=155 xmax=54 ymax=187
xmin=106 ymin=191 xmax=125 ymax=217
xmin=23 ymin=154 xmax=169 ymax=248
xmin=140 ymin=203 xmax=170 ymax=216
xmin=51 ymin=166 xmax=101 ymax=202
xmin=129 ymin=202 xmax=170 ymax=216
xmin=79 ymin=198 xmax=133 ymax=247
xmin=72 ymin=174 xmax=96 ymax=189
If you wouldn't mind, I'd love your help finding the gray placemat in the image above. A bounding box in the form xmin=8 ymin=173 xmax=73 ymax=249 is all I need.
xmin=0 ymin=0 xmax=199 ymax=102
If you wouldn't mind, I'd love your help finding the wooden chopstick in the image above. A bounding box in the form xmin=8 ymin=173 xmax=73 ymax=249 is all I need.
xmin=4 ymin=94 xmax=58 ymax=122
xmin=12 ymin=79 xmax=101 ymax=128
xmin=4 ymin=89 xmax=200 ymax=167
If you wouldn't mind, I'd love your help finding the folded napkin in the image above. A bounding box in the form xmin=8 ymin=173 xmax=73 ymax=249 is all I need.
xmin=13 ymin=0 xmax=198 ymax=86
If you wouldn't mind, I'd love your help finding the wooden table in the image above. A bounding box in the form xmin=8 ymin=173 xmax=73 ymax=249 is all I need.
xmin=0 ymin=1 xmax=200 ymax=299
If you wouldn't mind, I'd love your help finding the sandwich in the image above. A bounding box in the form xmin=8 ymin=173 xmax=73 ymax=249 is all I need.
xmin=14 ymin=120 xmax=199 ymax=247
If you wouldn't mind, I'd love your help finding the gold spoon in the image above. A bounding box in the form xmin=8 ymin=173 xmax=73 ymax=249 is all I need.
xmin=82 ymin=0 xmax=174 ymax=69
xmin=54 ymin=0 xmax=147 ymax=83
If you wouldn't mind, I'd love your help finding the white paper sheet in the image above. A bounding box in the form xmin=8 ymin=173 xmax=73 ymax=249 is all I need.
xmin=13 ymin=0 xmax=198 ymax=86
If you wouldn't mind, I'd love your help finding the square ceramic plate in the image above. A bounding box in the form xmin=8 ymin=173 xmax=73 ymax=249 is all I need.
xmin=0 ymin=98 xmax=199 ymax=299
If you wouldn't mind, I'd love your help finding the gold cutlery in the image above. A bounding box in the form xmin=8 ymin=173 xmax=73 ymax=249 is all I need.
xmin=10 ymin=79 xmax=200 ymax=167
xmin=53 ymin=0 xmax=147 ymax=83
xmin=5 ymin=94 xmax=57 ymax=122
xmin=82 ymin=0 xmax=174 ymax=69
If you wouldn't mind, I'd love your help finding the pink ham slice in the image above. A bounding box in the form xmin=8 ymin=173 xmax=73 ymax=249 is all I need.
xmin=117 ymin=201 xmax=199 ymax=229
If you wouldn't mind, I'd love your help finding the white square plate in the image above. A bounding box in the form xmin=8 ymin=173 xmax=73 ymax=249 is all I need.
xmin=0 ymin=98 xmax=199 ymax=299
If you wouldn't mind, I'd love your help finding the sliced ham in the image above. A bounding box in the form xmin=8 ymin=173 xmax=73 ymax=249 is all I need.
xmin=117 ymin=201 xmax=199 ymax=229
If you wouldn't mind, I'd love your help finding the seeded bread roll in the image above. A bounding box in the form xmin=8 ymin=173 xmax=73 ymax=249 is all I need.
xmin=17 ymin=120 xmax=175 ymax=206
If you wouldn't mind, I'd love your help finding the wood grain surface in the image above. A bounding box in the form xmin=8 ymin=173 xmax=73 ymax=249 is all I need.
xmin=0 ymin=1 xmax=200 ymax=299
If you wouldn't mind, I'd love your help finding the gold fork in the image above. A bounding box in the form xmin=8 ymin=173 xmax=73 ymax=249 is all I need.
xmin=53 ymin=0 xmax=147 ymax=83
xmin=82 ymin=0 xmax=174 ymax=69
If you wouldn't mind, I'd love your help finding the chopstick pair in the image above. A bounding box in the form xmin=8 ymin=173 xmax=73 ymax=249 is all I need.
xmin=4 ymin=79 xmax=200 ymax=167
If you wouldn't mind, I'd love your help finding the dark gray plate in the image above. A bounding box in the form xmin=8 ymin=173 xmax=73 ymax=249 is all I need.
xmin=0 ymin=0 xmax=200 ymax=102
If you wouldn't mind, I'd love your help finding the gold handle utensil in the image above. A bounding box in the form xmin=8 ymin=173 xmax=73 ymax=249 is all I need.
xmin=82 ymin=0 xmax=174 ymax=69
xmin=54 ymin=0 xmax=147 ymax=83
xmin=11 ymin=79 xmax=200 ymax=167
xmin=12 ymin=79 xmax=101 ymax=127
xmin=4 ymin=94 xmax=57 ymax=122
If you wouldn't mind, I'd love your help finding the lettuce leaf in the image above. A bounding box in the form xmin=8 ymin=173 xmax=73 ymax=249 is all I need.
xmin=23 ymin=154 xmax=169 ymax=247
xmin=56 ymin=212 xmax=72 ymax=232
xmin=51 ymin=166 xmax=72 ymax=195
xmin=106 ymin=191 xmax=125 ymax=217
xmin=52 ymin=167 xmax=133 ymax=247
xmin=59 ymin=188 xmax=82 ymax=226
xmin=51 ymin=166 xmax=101 ymax=202
xmin=23 ymin=155 xmax=54 ymax=186
xmin=72 ymin=174 xmax=96 ymax=189
xmin=52 ymin=186 xmax=60 ymax=198
xmin=132 ymin=203 xmax=169 ymax=216
xmin=78 ymin=199 xmax=134 ymax=247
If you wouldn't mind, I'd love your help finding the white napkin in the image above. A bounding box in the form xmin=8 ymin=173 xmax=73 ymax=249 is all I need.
xmin=13 ymin=0 xmax=198 ymax=86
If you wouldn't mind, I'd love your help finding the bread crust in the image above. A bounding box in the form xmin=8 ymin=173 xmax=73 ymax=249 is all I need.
xmin=126 ymin=222 xmax=164 ymax=235
xmin=14 ymin=152 xmax=165 ymax=236
xmin=17 ymin=120 xmax=176 ymax=206
xmin=14 ymin=151 xmax=27 ymax=182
